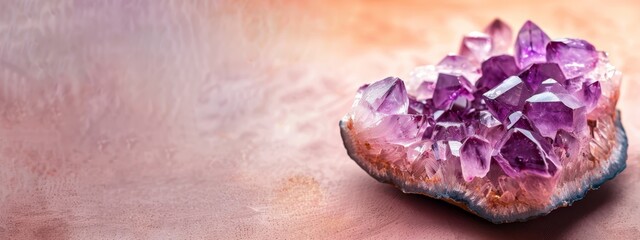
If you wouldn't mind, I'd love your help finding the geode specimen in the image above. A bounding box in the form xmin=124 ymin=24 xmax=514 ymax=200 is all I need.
xmin=339 ymin=19 xmax=627 ymax=223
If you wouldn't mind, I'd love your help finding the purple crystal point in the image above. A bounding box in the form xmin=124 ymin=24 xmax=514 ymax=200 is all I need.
xmin=450 ymin=95 xmax=471 ymax=113
xmin=546 ymin=38 xmax=599 ymax=78
xmin=415 ymin=81 xmax=435 ymax=100
xmin=536 ymin=79 xmax=568 ymax=94
xmin=484 ymin=19 xmax=513 ymax=55
xmin=437 ymin=54 xmax=480 ymax=82
xmin=459 ymin=32 xmax=492 ymax=64
xmin=478 ymin=110 xmax=502 ymax=128
xmin=360 ymin=77 xmax=409 ymax=114
xmin=422 ymin=117 xmax=436 ymax=140
xmin=518 ymin=62 xmax=566 ymax=91
xmin=356 ymin=84 xmax=369 ymax=94
xmin=408 ymin=96 xmax=427 ymax=114
xmin=434 ymin=110 xmax=461 ymax=122
xmin=438 ymin=54 xmax=475 ymax=71
xmin=554 ymin=129 xmax=579 ymax=159
xmin=352 ymin=84 xmax=370 ymax=106
xmin=468 ymin=110 xmax=504 ymax=145
xmin=460 ymin=136 xmax=492 ymax=181
xmin=577 ymin=80 xmax=602 ymax=112
xmin=523 ymin=92 xmax=587 ymax=138
xmin=433 ymin=122 xmax=466 ymax=141
xmin=364 ymin=114 xmax=429 ymax=144
xmin=514 ymin=21 xmax=551 ymax=69
xmin=506 ymin=111 xmax=538 ymax=132
xmin=432 ymin=73 xmax=474 ymax=109
xmin=410 ymin=65 xmax=438 ymax=86
xmin=482 ymin=76 xmax=533 ymax=122
xmin=476 ymin=55 xmax=519 ymax=92
xmin=496 ymin=128 xmax=558 ymax=177
xmin=432 ymin=140 xmax=450 ymax=161
xmin=563 ymin=76 xmax=584 ymax=93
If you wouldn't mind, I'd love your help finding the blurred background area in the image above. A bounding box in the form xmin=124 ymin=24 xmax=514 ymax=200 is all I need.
xmin=0 ymin=0 xmax=638 ymax=239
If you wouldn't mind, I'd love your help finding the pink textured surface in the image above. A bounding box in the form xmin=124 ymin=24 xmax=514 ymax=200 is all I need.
xmin=0 ymin=0 xmax=638 ymax=239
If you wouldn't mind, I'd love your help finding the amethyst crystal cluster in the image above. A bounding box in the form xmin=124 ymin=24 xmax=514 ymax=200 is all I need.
xmin=340 ymin=19 xmax=627 ymax=223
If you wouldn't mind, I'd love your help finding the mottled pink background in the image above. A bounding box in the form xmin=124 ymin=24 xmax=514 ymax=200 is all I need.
xmin=0 ymin=0 xmax=638 ymax=239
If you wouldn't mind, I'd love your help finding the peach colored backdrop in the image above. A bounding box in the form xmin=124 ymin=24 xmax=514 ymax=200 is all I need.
xmin=0 ymin=0 xmax=638 ymax=239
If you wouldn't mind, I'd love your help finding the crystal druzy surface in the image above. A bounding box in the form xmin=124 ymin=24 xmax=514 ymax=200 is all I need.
xmin=339 ymin=19 xmax=627 ymax=223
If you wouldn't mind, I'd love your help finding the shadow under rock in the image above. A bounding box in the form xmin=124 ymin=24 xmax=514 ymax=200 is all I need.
xmin=375 ymin=178 xmax=619 ymax=240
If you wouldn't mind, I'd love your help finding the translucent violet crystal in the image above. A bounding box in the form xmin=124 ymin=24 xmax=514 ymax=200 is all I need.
xmin=495 ymin=128 xmax=559 ymax=177
xmin=460 ymin=136 xmax=492 ymax=181
xmin=514 ymin=21 xmax=551 ymax=69
xmin=359 ymin=76 xmax=409 ymax=115
xmin=518 ymin=62 xmax=566 ymax=91
xmin=523 ymin=92 xmax=586 ymax=138
xmin=339 ymin=19 xmax=627 ymax=223
xmin=484 ymin=19 xmax=513 ymax=55
xmin=432 ymin=73 xmax=474 ymax=109
xmin=475 ymin=55 xmax=519 ymax=93
xmin=546 ymin=38 xmax=599 ymax=79
xmin=505 ymin=111 xmax=538 ymax=132
xmin=482 ymin=76 xmax=533 ymax=123
xmin=459 ymin=32 xmax=492 ymax=64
